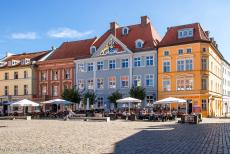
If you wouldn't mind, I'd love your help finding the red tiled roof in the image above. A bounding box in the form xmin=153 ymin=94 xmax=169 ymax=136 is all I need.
xmin=47 ymin=37 xmax=97 ymax=60
xmin=158 ymin=23 xmax=210 ymax=47
xmin=5 ymin=51 xmax=49 ymax=61
xmin=93 ymin=22 xmax=161 ymax=52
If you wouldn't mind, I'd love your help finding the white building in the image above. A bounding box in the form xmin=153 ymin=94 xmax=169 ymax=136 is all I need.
xmin=222 ymin=59 xmax=230 ymax=117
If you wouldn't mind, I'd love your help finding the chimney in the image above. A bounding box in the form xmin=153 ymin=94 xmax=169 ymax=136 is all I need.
xmin=216 ymin=44 xmax=218 ymax=49
xmin=210 ymin=37 xmax=214 ymax=42
xmin=141 ymin=16 xmax=150 ymax=25
xmin=167 ymin=27 xmax=170 ymax=31
xmin=51 ymin=46 xmax=56 ymax=50
xmin=110 ymin=22 xmax=119 ymax=36
xmin=205 ymin=31 xmax=210 ymax=38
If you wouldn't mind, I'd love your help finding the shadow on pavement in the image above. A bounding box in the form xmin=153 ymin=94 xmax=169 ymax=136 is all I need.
xmin=114 ymin=123 xmax=230 ymax=154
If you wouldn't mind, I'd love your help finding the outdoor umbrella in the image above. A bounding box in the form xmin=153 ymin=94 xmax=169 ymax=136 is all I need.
xmin=10 ymin=99 xmax=39 ymax=115
xmin=116 ymin=97 xmax=142 ymax=114
xmin=154 ymin=97 xmax=187 ymax=113
xmin=41 ymin=99 xmax=73 ymax=112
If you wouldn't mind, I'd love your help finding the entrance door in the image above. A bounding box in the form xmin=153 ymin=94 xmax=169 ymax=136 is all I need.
xmin=187 ymin=99 xmax=192 ymax=114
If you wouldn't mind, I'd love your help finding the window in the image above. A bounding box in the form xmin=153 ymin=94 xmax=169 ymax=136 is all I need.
xmin=78 ymin=64 xmax=85 ymax=72
xmin=121 ymin=76 xmax=129 ymax=88
xmin=164 ymin=51 xmax=169 ymax=56
xmin=177 ymin=78 xmax=185 ymax=91
xmin=146 ymin=56 xmax=153 ymax=66
xmin=134 ymin=57 xmax=141 ymax=67
xmin=178 ymin=49 xmax=183 ymax=55
xmin=135 ymin=39 xmax=144 ymax=48
xmin=109 ymin=76 xmax=116 ymax=88
xmin=121 ymin=59 xmax=129 ymax=68
xmin=146 ymin=74 xmax=153 ymax=87
xmin=201 ymin=59 xmax=208 ymax=70
xmin=41 ymin=86 xmax=47 ymax=96
xmin=63 ymin=84 xmax=69 ymax=90
xmin=64 ymin=69 xmax=70 ymax=80
xmin=14 ymin=85 xmax=18 ymax=96
xmin=52 ymin=70 xmax=58 ymax=80
xmin=201 ymin=79 xmax=207 ymax=90
xmin=88 ymin=63 xmax=94 ymax=71
xmin=88 ymin=80 xmax=94 ymax=89
xmin=97 ymin=61 xmax=104 ymax=70
xmin=185 ymin=59 xmax=193 ymax=71
xmin=185 ymin=78 xmax=193 ymax=90
xmin=177 ymin=76 xmax=193 ymax=91
xmin=202 ymin=48 xmax=206 ymax=52
xmin=78 ymin=80 xmax=84 ymax=89
xmin=24 ymin=71 xmax=28 ymax=78
xmin=163 ymin=79 xmax=171 ymax=91
xmin=163 ymin=61 xmax=170 ymax=72
xmin=90 ymin=46 xmax=96 ymax=54
xmin=202 ymin=99 xmax=207 ymax=111
xmin=122 ymin=27 xmax=129 ymax=35
xmin=133 ymin=75 xmax=141 ymax=87
xmin=177 ymin=60 xmax=184 ymax=71
xmin=4 ymin=86 xmax=8 ymax=96
xmin=186 ymin=48 xmax=192 ymax=54
xmin=14 ymin=72 xmax=18 ymax=79
xmin=24 ymin=85 xmax=28 ymax=95
xmin=97 ymin=78 xmax=104 ymax=89
xmin=109 ymin=60 xmax=116 ymax=69
xmin=97 ymin=97 xmax=104 ymax=109
xmin=41 ymin=72 xmax=47 ymax=81
xmin=52 ymin=85 xmax=58 ymax=96
xmin=146 ymin=96 xmax=154 ymax=104
xmin=178 ymin=29 xmax=193 ymax=38
xmin=4 ymin=73 xmax=8 ymax=80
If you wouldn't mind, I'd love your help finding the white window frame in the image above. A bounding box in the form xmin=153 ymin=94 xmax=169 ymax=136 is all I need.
xmin=78 ymin=64 xmax=85 ymax=72
xmin=90 ymin=46 xmax=97 ymax=54
xmin=133 ymin=75 xmax=141 ymax=87
xmin=120 ymin=76 xmax=129 ymax=88
xmin=134 ymin=57 xmax=141 ymax=67
xmin=97 ymin=78 xmax=104 ymax=89
xmin=87 ymin=79 xmax=94 ymax=90
xmin=145 ymin=74 xmax=154 ymax=87
xmin=122 ymin=27 xmax=129 ymax=35
xmin=97 ymin=61 xmax=104 ymax=71
xmin=146 ymin=56 xmax=154 ymax=66
xmin=108 ymin=76 xmax=116 ymax=89
xmin=121 ymin=58 xmax=129 ymax=68
xmin=78 ymin=80 xmax=85 ymax=90
xmin=163 ymin=60 xmax=170 ymax=72
xmin=109 ymin=60 xmax=116 ymax=69
xmin=135 ymin=39 xmax=144 ymax=48
xmin=163 ymin=79 xmax=171 ymax=91
xmin=88 ymin=63 xmax=94 ymax=72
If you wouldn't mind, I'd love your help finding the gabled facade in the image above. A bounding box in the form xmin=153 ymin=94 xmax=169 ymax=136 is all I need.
xmin=75 ymin=16 xmax=161 ymax=110
xmin=158 ymin=23 xmax=223 ymax=117
xmin=35 ymin=38 xmax=96 ymax=101
xmin=222 ymin=59 xmax=230 ymax=117
xmin=0 ymin=51 xmax=49 ymax=104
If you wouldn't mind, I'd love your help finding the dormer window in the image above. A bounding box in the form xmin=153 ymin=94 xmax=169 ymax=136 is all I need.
xmin=178 ymin=28 xmax=194 ymax=38
xmin=0 ymin=62 xmax=7 ymax=67
xmin=25 ymin=58 xmax=30 ymax=64
xmin=12 ymin=60 xmax=20 ymax=66
xmin=122 ymin=27 xmax=129 ymax=35
xmin=90 ymin=46 xmax=97 ymax=54
xmin=135 ymin=39 xmax=144 ymax=49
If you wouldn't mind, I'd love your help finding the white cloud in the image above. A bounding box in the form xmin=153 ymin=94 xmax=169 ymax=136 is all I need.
xmin=47 ymin=28 xmax=92 ymax=39
xmin=11 ymin=32 xmax=38 ymax=40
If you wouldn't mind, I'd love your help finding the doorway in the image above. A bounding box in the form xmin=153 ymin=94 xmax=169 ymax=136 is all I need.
xmin=187 ymin=99 xmax=192 ymax=114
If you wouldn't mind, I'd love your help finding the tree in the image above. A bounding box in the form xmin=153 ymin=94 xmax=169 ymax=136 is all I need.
xmin=129 ymin=86 xmax=146 ymax=101
xmin=107 ymin=90 xmax=122 ymax=108
xmin=61 ymin=88 xmax=81 ymax=104
xmin=83 ymin=91 xmax=96 ymax=106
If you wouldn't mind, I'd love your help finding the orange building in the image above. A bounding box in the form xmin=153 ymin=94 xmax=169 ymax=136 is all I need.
xmin=158 ymin=23 xmax=223 ymax=117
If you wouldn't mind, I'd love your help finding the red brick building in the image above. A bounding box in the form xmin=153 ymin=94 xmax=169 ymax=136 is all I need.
xmin=35 ymin=38 xmax=97 ymax=101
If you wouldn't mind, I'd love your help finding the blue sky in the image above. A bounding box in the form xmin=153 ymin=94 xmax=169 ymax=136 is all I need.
xmin=0 ymin=0 xmax=229 ymax=60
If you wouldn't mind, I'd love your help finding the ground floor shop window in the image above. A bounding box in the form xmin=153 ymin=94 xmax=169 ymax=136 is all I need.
xmin=146 ymin=96 xmax=153 ymax=104
xmin=97 ymin=97 xmax=103 ymax=108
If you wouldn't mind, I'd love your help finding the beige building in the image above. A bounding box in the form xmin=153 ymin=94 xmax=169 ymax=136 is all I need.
xmin=0 ymin=51 xmax=48 ymax=103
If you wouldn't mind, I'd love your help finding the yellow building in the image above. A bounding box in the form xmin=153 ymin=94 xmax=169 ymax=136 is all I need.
xmin=158 ymin=23 xmax=223 ymax=117
xmin=0 ymin=51 xmax=48 ymax=103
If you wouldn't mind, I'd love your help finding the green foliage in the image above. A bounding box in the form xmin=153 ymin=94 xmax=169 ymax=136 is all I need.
xmin=83 ymin=91 xmax=96 ymax=105
xmin=129 ymin=86 xmax=146 ymax=101
xmin=107 ymin=90 xmax=122 ymax=108
xmin=61 ymin=88 xmax=81 ymax=104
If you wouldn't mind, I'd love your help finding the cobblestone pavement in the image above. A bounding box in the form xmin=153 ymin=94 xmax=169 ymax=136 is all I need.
xmin=114 ymin=119 xmax=230 ymax=154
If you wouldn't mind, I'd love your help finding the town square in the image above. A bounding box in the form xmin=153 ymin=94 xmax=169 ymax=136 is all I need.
xmin=0 ymin=0 xmax=230 ymax=154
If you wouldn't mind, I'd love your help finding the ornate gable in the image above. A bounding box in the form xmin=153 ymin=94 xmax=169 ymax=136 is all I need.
xmin=92 ymin=34 xmax=132 ymax=57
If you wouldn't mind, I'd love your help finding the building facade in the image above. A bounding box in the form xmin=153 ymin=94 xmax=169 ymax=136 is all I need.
xmin=222 ymin=59 xmax=230 ymax=117
xmin=35 ymin=38 xmax=96 ymax=101
xmin=158 ymin=23 xmax=223 ymax=117
xmin=75 ymin=16 xmax=161 ymax=110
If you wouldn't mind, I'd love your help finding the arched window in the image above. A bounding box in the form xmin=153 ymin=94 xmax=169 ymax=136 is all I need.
xmin=135 ymin=39 xmax=144 ymax=48
xmin=122 ymin=27 xmax=129 ymax=35
xmin=90 ymin=46 xmax=97 ymax=54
